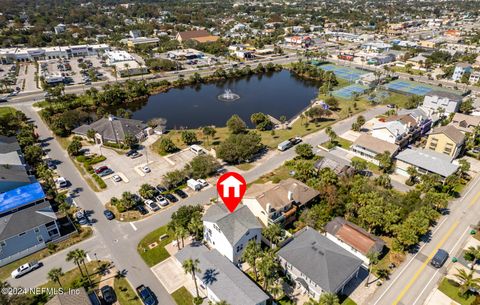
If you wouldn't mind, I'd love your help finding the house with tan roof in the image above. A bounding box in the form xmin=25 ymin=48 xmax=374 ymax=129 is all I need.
xmin=242 ymin=178 xmax=319 ymax=227
xmin=175 ymin=30 xmax=219 ymax=43
xmin=425 ymin=125 xmax=465 ymax=158
xmin=350 ymin=134 xmax=400 ymax=165
xmin=325 ymin=217 xmax=385 ymax=266
xmin=449 ymin=113 xmax=480 ymax=134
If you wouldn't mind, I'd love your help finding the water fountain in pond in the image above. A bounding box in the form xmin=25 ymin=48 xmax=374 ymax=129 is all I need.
xmin=217 ymin=89 xmax=240 ymax=102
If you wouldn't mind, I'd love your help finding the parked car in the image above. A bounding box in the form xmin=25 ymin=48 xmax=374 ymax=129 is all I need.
xmin=145 ymin=200 xmax=160 ymax=212
xmin=45 ymin=159 xmax=56 ymax=170
xmin=473 ymin=147 xmax=480 ymax=154
xmin=156 ymin=185 xmax=167 ymax=194
xmin=94 ymin=166 xmax=108 ymax=174
xmin=155 ymin=195 xmax=169 ymax=207
xmin=11 ymin=261 xmax=41 ymax=278
xmin=131 ymin=152 xmax=142 ymax=159
xmin=98 ymin=168 xmax=114 ymax=177
xmin=101 ymin=285 xmax=117 ymax=304
xmin=136 ymin=205 xmax=149 ymax=215
xmin=126 ymin=150 xmax=137 ymax=157
xmin=111 ymin=175 xmax=122 ymax=182
xmin=142 ymin=166 xmax=151 ymax=173
xmin=103 ymin=209 xmax=115 ymax=220
xmin=132 ymin=194 xmax=143 ymax=204
xmin=75 ymin=210 xmax=89 ymax=225
xmin=56 ymin=177 xmax=68 ymax=188
xmin=136 ymin=285 xmax=158 ymax=305
xmin=174 ymin=189 xmax=188 ymax=199
xmin=197 ymin=179 xmax=208 ymax=188
xmin=165 ymin=193 xmax=178 ymax=203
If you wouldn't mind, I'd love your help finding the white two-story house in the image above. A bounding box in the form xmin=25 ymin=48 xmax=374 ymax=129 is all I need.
xmin=203 ymin=204 xmax=262 ymax=264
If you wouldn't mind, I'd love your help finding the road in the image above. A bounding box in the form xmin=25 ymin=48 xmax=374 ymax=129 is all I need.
xmin=369 ymin=172 xmax=480 ymax=305
xmin=11 ymin=100 xmax=387 ymax=304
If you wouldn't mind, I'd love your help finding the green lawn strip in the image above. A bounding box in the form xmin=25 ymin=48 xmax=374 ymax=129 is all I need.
xmin=171 ymin=287 xmax=194 ymax=305
xmin=0 ymin=106 xmax=16 ymax=117
xmin=114 ymin=276 xmax=143 ymax=305
xmin=137 ymin=225 xmax=174 ymax=267
xmin=438 ymin=278 xmax=476 ymax=305
xmin=40 ymin=260 xmax=106 ymax=289
xmin=0 ymin=227 xmax=92 ymax=281
xmin=350 ymin=156 xmax=382 ymax=175
xmin=320 ymin=137 xmax=352 ymax=150
xmin=341 ymin=297 xmax=357 ymax=305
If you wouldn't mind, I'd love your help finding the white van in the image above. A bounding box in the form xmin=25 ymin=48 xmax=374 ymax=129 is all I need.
xmin=190 ymin=145 xmax=205 ymax=155
xmin=187 ymin=179 xmax=202 ymax=191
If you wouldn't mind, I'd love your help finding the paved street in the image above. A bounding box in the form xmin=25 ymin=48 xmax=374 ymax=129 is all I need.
xmin=10 ymin=99 xmax=387 ymax=304
xmin=368 ymin=173 xmax=480 ymax=305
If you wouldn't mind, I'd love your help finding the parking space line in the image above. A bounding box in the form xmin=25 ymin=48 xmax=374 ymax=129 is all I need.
xmin=130 ymin=222 xmax=137 ymax=231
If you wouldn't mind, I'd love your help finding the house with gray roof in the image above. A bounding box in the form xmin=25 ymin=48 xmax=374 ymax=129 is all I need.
xmin=174 ymin=243 xmax=269 ymax=305
xmin=72 ymin=115 xmax=147 ymax=145
xmin=0 ymin=183 xmax=60 ymax=266
xmin=277 ymin=227 xmax=363 ymax=301
xmin=0 ymin=136 xmax=32 ymax=193
xmin=46 ymin=287 xmax=100 ymax=305
xmin=395 ymin=148 xmax=459 ymax=178
xmin=203 ymin=204 xmax=262 ymax=264
xmin=422 ymin=90 xmax=463 ymax=115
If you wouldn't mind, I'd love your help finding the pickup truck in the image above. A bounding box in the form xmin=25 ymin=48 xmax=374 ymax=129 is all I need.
xmin=11 ymin=261 xmax=41 ymax=278
xmin=136 ymin=285 xmax=158 ymax=305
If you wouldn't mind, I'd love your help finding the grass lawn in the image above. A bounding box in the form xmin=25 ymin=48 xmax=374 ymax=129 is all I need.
xmin=350 ymin=156 xmax=382 ymax=175
xmin=114 ymin=276 xmax=143 ymax=305
xmin=381 ymin=92 xmax=411 ymax=109
xmin=171 ymin=287 xmax=194 ymax=305
xmin=341 ymin=297 xmax=357 ymax=305
xmin=438 ymin=278 xmax=476 ymax=305
xmin=41 ymin=261 xmax=106 ymax=289
xmin=320 ymin=137 xmax=352 ymax=150
xmin=137 ymin=225 xmax=174 ymax=267
xmin=390 ymin=66 xmax=425 ymax=76
xmin=0 ymin=227 xmax=93 ymax=281
xmin=0 ymin=106 xmax=16 ymax=117
xmin=106 ymin=203 xmax=145 ymax=222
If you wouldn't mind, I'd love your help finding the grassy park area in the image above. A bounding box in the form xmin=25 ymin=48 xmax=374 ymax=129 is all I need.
xmin=137 ymin=225 xmax=173 ymax=267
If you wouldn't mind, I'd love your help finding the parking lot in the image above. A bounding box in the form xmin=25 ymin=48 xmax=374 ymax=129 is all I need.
xmin=16 ymin=63 xmax=38 ymax=92
xmin=89 ymin=140 xmax=199 ymax=204
xmin=0 ymin=63 xmax=19 ymax=91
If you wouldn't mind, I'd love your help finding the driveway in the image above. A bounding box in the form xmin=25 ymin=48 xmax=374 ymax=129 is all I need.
xmin=151 ymin=257 xmax=186 ymax=294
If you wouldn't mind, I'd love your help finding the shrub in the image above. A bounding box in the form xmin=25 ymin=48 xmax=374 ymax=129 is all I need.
xmin=92 ymin=174 xmax=107 ymax=189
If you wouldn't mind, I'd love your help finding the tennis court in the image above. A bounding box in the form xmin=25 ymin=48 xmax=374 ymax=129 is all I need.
xmin=318 ymin=64 xmax=367 ymax=81
xmin=332 ymin=84 xmax=368 ymax=99
xmin=384 ymin=79 xmax=452 ymax=96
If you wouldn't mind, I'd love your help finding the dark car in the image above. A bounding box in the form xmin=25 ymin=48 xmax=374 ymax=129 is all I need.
xmin=126 ymin=150 xmax=137 ymax=157
xmin=94 ymin=166 xmax=108 ymax=174
xmin=136 ymin=285 xmax=157 ymax=305
xmin=136 ymin=205 xmax=149 ymax=215
xmin=101 ymin=285 xmax=116 ymax=304
xmin=132 ymin=194 xmax=143 ymax=204
xmin=165 ymin=193 xmax=178 ymax=203
xmin=156 ymin=185 xmax=167 ymax=194
xmin=174 ymin=189 xmax=188 ymax=199
xmin=430 ymin=249 xmax=449 ymax=268
xmin=103 ymin=209 xmax=115 ymax=220
xmin=46 ymin=159 xmax=56 ymax=170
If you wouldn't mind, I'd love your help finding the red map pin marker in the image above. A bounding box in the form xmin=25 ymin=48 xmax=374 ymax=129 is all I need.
xmin=216 ymin=172 xmax=247 ymax=213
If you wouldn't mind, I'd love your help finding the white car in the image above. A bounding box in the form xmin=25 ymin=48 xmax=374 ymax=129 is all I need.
xmin=142 ymin=166 xmax=151 ymax=173
xmin=11 ymin=261 xmax=41 ymax=278
xmin=197 ymin=179 xmax=208 ymax=188
xmin=111 ymin=175 xmax=122 ymax=182
xmin=56 ymin=177 xmax=68 ymax=188
xmin=155 ymin=195 xmax=169 ymax=207
xmin=145 ymin=199 xmax=160 ymax=212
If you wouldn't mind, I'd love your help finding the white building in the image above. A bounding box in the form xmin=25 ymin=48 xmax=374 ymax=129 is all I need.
xmin=203 ymin=204 xmax=261 ymax=264
xmin=371 ymin=121 xmax=409 ymax=144
xmin=54 ymin=23 xmax=66 ymax=35
xmin=0 ymin=44 xmax=110 ymax=63
xmin=422 ymin=91 xmax=463 ymax=115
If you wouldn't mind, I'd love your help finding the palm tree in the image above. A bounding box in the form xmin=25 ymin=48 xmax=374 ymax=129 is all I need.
xmin=183 ymin=258 xmax=201 ymax=298
xmin=177 ymin=226 xmax=188 ymax=248
xmin=464 ymin=246 xmax=480 ymax=270
xmin=242 ymin=240 xmax=262 ymax=280
xmin=257 ymin=250 xmax=279 ymax=290
xmin=66 ymin=249 xmax=85 ymax=277
xmin=47 ymin=268 xmax=64 ymax=288
xmin=365 ymin=251 xmax=380 ymax=287
xmin=318 ymin=292 xmax=340 ymax=305
xmin=263 ymin=224 xmax=282 ymax=248
xmin=454 ymin=268 xmax=480 ymax=296
xmin=188 ymin=217 xmax=203 ymax=241
xmin=124 ymin=63 xmax=130 ymax=79
xmin=75 ymin=249 xmax=91 ymax=284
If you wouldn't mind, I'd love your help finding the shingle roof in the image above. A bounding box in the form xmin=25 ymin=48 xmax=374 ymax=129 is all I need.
xmin=244 ymin=178 xmax=319 ymax=211
xmin=46 ymin=288 xmax=93 ymax=305
xmin=429 ymin=125 xmax=465 ymax=144
xmin=0 ymin=136 xmax=20 ymax=154
xmin=277 ymin=227 xmax=362 ymax=293
xmin=352 ymin=134 xmax=399 ymax=155
xmin=426 ymin=90 xmax=462 ymax=101
xmin=175 ymin=244 xmax=269 ymax=305
xmin=450 ymin=113 xmax=480 ymax=132
xmin=73 ymin=116 xmax=146 ymax=142
xmin=325 ymin=217 xmax=385 ymax=256
xmin=0 ymin=201 xmax=57 ymax=240
xmin=0 ymin=164 xmax=31 ymax=185
xmin=395 ymin=148 xmax=459 ymax=177
xmin=202 ymin=204 xmax=261 ymax=246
